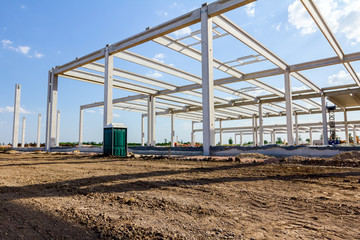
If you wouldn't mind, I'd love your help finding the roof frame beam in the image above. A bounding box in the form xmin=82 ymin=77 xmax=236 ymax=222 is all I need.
xmin=213 ymin=14 xmax=322 ymax=94
xmin=300 ymin=0 xmax=360 ymax=87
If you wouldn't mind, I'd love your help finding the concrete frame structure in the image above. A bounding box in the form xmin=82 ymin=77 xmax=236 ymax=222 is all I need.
xmin=46 ymin=0 xmax=360 ymax=154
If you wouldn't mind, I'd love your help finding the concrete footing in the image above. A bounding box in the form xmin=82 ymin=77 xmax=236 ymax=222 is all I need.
xmin=11 ymin=145 xmax=360 ymax=158
xmin=210 ymin=145 xmax=360 ymax=158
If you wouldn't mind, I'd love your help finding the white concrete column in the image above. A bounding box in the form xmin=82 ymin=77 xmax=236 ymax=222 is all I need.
xmin=255 ymin=117 xmax=258 ymax=146
xmin=147 ymin=99 xmax=151 ymax=146
xmin=309 ymin=127 xmax=313 ymax=145
xmin=147 ymin=95 xmax=156 ymax=146
xmin=219 ymin=120 xmax=223 ymax=145
xmin=235 ymin=134 xmax=237 ymax=145
xmin=79 ymin=108 xmax=83 ymax=147
xmin=353 ymin=125 xmax=357 ymax=144
xmin=45 ymin=71 xmax=51 ymax=151
xmin=151 ymin=96 xmax=156 ymax=146
xmin=271 ymin=130 xmax=276 ymax=144
xmin=252 ymin=114 xmax=256 ymax=145
xmin=56 ymin=110 xmax=60 ymax=147
xmin=21 ymin=117 xmax=26 ymax=148
xmin=259 ymin=103 xmax=264 ymax=146
xmin=171 ymin=114 xmax=175 ymax=147
xmin=321 ymin=94 xmax=328 ymax=145
xmin=141 ymin=114 xmax=145 ymax=146
xmin=294 ymin=112 xmax=299 ymax=145
xmin=201 ymin=3 xmax=215 ymax=156
xmin=37 ymin=114 xmax=41 ymax=148
xmin=344 ymin=110 xmax=349 ymax=144
xmin=104 ymin=46 xmax=114 ymax=127
xmin=191 ymin=121 xmax=195 ymax=146
xmin=284 ymin=69 xmax=294 ymax=145
xmin=12 ymin=84 xmax=21 ymax=148
xmin=240 ymin=132 xmax=243 ymax=146
xmin=46 ymin=70 xmax=58 ymax=150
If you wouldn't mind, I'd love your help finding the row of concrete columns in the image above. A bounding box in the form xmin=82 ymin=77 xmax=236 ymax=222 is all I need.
xmin=12 ymin=84 xmax=54 ymax=148
xmin=77 ymin=92 xmax=357 ymax=150
xmin=234 ymin=131 xmax=277 ymax=145
xmin=139 ymin=111 xmax=195 ymax=147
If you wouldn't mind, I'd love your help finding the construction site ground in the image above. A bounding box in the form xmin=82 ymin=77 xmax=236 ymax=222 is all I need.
xmin=0 ymin=151 xmax=359 ymax=239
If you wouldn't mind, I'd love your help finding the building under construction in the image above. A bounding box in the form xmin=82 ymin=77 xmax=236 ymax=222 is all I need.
xmin=42 ymin=0 xmax=360 ymax=155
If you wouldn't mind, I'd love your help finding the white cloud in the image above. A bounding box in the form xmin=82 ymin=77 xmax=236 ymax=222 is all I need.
xmin=154 ymin=53 xmax=165 ymax=59
xmin=85 ymin=109 xmax=96 ymax=113
xmin=1 ymin=39 xmax=45 ymax=58
xmin=18 ymin=46 xmax=30 ymax=55
xmin=114 ymin=113 xmax=121 ymax=118
xmin=292 ymin=86 xmax=308 ymax=91
xmin=225 ymin=96 xmax=235 ymax=101
xmin=246 ymin=3 xmax=256 ymax=17
xmin=247 ymin=89 xmax=268 ymax=97
xmin=146 ymin=71 xmax=163 ymax=79
xmin=33 ymin=51 xmax=44 ymax=58
xmin=170 ymin=2 xmax=178 ymax=9
xmin=0 ymin=106 xmax=31 ymax=114
xmin=288 ymin=1 xmax=316 ymax=35
xmin=172 ymin=26 xmax=192 ymax=38
xmin=156 ymin=10 xmax=168 ymax=17
xmin=328 ymin=70 xmax=357 ymax=85
xmin=275 ymin=22 xmax=282 ymax=31
xmin=2 ymin=39 xmax=12 ymax=47
xmin=288 ymin=0 xmax=360 ymax=43
xmin=21 ymin=4 xmax=25 ymax=9
xmin=152 ymin=53 xmax=165 ymax=63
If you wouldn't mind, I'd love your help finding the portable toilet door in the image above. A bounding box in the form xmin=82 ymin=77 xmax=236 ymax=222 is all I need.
xmin=113 ymin=128 xmax=127 ymax=156
xmin=103 ymin=127 xmax=113 ymax=155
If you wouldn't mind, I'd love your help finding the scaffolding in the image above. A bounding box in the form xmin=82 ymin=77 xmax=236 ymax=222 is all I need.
xmin=327 ymin=105 xmax=337 ymax=144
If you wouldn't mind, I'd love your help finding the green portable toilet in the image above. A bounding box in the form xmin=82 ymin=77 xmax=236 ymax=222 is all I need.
xmin=103 ymin=123 xmax=127 ymax=156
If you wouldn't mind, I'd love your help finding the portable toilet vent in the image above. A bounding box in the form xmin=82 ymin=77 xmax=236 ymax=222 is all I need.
xmin=103 ymin=123 xmax=127 ymax=156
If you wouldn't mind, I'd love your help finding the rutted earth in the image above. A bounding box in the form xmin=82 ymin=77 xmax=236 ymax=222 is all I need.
xmin=0 ymin=151 xmax=359 ymax=239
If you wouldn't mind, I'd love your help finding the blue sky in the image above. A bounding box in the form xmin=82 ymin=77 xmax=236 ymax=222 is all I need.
xmin=0 ymin=0 xmax=359 ymax=145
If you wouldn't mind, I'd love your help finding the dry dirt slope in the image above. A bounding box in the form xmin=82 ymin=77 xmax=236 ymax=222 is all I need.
xmin=0 ymin=152 xmax=359 ymax=239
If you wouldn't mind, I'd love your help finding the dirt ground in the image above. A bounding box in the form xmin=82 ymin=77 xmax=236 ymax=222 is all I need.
xmin=0 ymin=152 xmax=359 ymax=239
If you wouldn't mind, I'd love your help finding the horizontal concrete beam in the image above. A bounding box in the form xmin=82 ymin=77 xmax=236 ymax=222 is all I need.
xmin=53 ymin=0 xmax=255 ymax=75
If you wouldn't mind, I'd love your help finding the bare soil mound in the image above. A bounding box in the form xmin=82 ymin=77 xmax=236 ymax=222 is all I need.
xmin=284 ymin=151 xmax=360 ymax=167
xmin=332 ymin=151 xmax=360 ymax=161
xmin=236 ymin=153 xmax=270 ymax=160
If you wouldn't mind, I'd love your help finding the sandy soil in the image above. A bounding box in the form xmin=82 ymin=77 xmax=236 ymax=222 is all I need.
xmin=0 ymin=152 xmax=359 ymax=239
